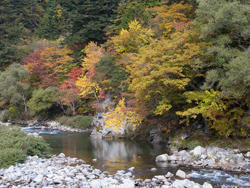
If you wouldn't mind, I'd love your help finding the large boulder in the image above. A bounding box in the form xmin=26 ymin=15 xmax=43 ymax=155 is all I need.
xmin=190 ymin=146 xmax=206 ymax=156
xmin=176 ymin=169 xmax=186 ymax=179
xmin=155 ymin=154 xmax=168 ymax=162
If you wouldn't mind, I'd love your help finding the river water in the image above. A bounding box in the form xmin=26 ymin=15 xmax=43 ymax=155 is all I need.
xmin=23 ymin=127 xmax=250 ymax=187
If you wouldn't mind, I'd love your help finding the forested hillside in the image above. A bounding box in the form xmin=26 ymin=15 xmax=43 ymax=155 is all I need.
xmin=0 ymin=0 xmax=249 ymax=138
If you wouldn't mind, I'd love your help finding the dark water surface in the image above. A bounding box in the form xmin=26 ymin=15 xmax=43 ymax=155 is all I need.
xmin=23 ymin=127 xmax=250 ymax=187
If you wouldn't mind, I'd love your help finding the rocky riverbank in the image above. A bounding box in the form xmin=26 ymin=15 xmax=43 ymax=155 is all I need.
xmin=156 ymin=146 xmax=250 ymax=173
xmin=0 ymin=154 xmax=214 ymax=188
xmin=0 ymin=120 xmax=85 ymax=133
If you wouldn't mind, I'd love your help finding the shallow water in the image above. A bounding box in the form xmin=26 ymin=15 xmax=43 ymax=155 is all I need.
xmin=23 ymin=127 xmax=250 ymax=187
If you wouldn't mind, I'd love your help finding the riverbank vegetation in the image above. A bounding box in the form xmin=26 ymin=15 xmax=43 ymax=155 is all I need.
xmin=0 ymin=0 xmax=249 ymax=139
xmin=0 ymin=126 xmax=50 ymax=168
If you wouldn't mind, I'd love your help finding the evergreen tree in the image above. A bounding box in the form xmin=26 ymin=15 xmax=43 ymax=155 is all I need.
xmin=0 ymin=0 xmax=43 ymax=69
xmin=36 ymin=0 xmax=65 ymax=40
xmin=61 ymin=0 xmax=121 ymax=46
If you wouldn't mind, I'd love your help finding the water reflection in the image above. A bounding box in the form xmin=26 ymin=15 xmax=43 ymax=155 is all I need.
xmin=42 ymin=133 xmax=162 ymax=174
xmin=37 ymin=131 xmax=250 ymax=186
xmin=91 ymin=137 xmax=144 ymax=160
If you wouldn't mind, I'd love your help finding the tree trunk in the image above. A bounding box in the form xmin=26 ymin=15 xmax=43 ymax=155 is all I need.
xmin=21 ymin=91 xmax=28 ymax=115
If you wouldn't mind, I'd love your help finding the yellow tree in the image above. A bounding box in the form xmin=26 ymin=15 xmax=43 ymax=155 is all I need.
xmin=177 ymin=90 xmax=249 ymax=137
xmin=128 ymin=29 xmax=202 ymax=116
xmin=76 ymin=75 xmax=100 ymax=102
xmin=111 ymin=20 xmax=154 ymax=54
xmin=149 ymin=3 xmax=193 ymax=37
xmin=76 ymin=42 xmax=105 ymax=103
xmin=104 ymin=98 xmax=142 ymax=131
xmin=82 ymin=42 xmax=105 ymax=71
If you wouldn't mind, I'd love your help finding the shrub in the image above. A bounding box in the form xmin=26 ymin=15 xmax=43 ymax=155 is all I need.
xmin=0 ymin=149 xmax=26 ymax=168
xmin=0 ymin=126 xmax=51 ymax=168
xmin=57 ymin=115 xmax=93 ymax=130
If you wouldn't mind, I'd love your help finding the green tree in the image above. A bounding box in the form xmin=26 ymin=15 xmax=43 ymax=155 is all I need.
xmin=36 ymin=0 xmax=65 ymax=40
xmin=28 ymin=87 xmax=59 ymax=116
xmin=194 ymin=0 xmax=250 ymax=98
xmin=109 ymin=0 xmax=152 ymax=35
xmin=0 ymin=0 xmax=43 ymax=69
xmin=61 ymin=0 xmax=121 ymax=45
xmin=0 ymin=64 xmax=31 ymax=115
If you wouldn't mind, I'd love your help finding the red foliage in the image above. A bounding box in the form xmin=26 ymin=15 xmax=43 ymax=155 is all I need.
xmin=24 ymin=50 xmax=57 ymax=87
xmin=24 ymin=49 xmax=58 ymax=87
xmin=59 ymin=68 xmax=83 ymax=105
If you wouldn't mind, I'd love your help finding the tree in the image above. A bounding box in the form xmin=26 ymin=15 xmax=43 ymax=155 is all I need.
xmin=0 ymin=64 xmax=30 ymax=115
xmin=28 ymin=87 xmax=59 ymax=116
xmin=61 ymin=0 xmax=121 ymax=45
xmin=0 ymin=0 xmax=44 ymax=69
xmin=59 ymin=68 xmax=83 ymax=115
xmin=108 ymin=0 xmax=152 ymax=35
xmin=95 ymin=56 xmax=129 ymax=96
xmin=36 ymin=0 xmax=65 ymax=40
xmin=111 ymin=20 xmax=154 ymax=54
xmin=76 ymin=74 xmax=101 ymax=102
xmin=24 ymin=46 xmax=74 ymax=87
xmin=81 ymin=42 xmax=105 ymax=72
xmin=104 ymin=98 xmax=142 ymax=131
xmin=177 ymin=90 xmax=249 ymax=137
xmin=194 ymin=0 xmax=250 ymax=98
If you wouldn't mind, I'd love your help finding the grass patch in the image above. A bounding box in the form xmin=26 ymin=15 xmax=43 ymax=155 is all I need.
xmin=0 ymin=126 xmax=51 ymax=168
xmin=56 ymin=115 xmax=93 ymax=130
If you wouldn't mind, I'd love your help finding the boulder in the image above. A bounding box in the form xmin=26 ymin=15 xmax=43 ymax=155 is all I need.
xmin=176 ymin=169 xmax=186 ymax=179
xmin=155 ymin=154 xmax=168 ymax=162
xmin=165 ymin=172 xmax=174 ymax=178
xmin=150 ymin=168 xmax=157 ymax=172
xmin=203 ymin=182 xmax=213 ymax=188
xmin=191 ymin=146 xmax=206 ymax=156
xmin=89 ymin=180 xmax=102 ymax=188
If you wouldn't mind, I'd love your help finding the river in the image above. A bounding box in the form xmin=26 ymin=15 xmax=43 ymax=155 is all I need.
xmin=23 ymin=127 xmax=250 ymax=187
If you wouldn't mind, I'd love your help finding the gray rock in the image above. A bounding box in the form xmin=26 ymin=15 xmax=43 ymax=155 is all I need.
xmin=176 ymin=169 xmax=186 ymax=179
xmin=58 ymin=153 xmax=65 ymax=158
xmin=128 ymin=167 xmax=135 ymax=172
xmin=165 ymin=172 xmax=174 ymax=178
xmin=155 ymin=154 xmax=168 ymax=162
xmin=203 ymin=182 xmax=213 ymax=188
xmin=191 ymin=146 xmax=205 ymax=156
xmin=33 ymin=174 xmax=43 ymax=183
xmin=150 ymin=168 xmax=157 ymax=172
xmin=245 ymin=152 xmax=250 ymax=158
xmin=89 ymin=180 xmax=102 ymax=188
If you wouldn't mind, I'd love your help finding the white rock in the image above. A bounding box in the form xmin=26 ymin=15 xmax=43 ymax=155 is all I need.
xmin=89 ymin=180 xmax=102 ymax=188
xmin=58 ymin=153 xmax=65 ymax=158
xmin=165 ymin=172 xmax=174 ymax=178
xmin=176 ymin=169 xmax=186 ymax=179
xmin=33 ymin=174 xmax=43 ymax=183
xmin=128 ymin=167 xmax=135 ymax=171
xmin=191 ymin=146 xmax=206 ymax=156
xmin=172 ymin=179 xmax=201 ymax=188
xmin=155 ymin=154 xmax=168 ymax=162
xmin=203 ymin=182 xmax=213 ymax=188
xmin=154 ymin=175 xmax=166 ymax=181
xmin=120 ymin=179 xmax=135 ymax=188
xmin=244 ymin=152 xmax=250 ymax=158
xmin=150 ymin=168 xmax=157 ymax=172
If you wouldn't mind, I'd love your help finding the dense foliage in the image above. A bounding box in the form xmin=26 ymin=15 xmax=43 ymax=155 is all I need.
xmin=0 ymin=126 xmax=50 ymax=168
xmin=0 ymin=0 xmax=249 ymax=138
